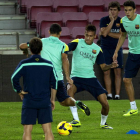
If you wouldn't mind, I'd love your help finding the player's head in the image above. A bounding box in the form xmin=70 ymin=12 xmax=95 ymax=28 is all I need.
xmin=84 ymin=25 xmax=96 ymax=45
xmin=29 ymin=37 xmax=42 ymax=54
xmin=49 ymin=23 xmax=62 ymax=37
xmin=123 ymin=0 xmax=136 ymax=20
xmin=108 ymin=1 xmax=120 ymax=19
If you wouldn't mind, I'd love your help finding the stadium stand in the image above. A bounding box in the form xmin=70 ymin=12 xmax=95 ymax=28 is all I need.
xmin=79 ymin=0 xmax=105 ymax=15
xmin=62 ymin=12 xmax=88 ymax=31
xmin=17 ymin=0 xmax=28 ymax=13
xmin=53 ymin=0 xmax=79 ymax=15
xmin=88 ymin=12 xmax=108 ymax=28
xmin=26 ymin=0 xmax=53 ymax=28
xmin=71 ymin=27 xmax=85 ymax=39
xmin=45 ymin=27 xmax=71 ymax=39
xmin=36 ymin=12 xmax=63 ymax=37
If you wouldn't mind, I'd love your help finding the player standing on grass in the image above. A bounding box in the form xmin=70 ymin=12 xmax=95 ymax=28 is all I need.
xmin=100 ymin=1 xmax=122 ymax=100
xmin=19 ymin=23 xmax=90 ymax=116
xmin=113 ymin=0 xmax=139 ymax=116
xmin=11 ymin=37 xmax=57 ymax=140
xmin=67 ymin=25 xmax=118 ymax=129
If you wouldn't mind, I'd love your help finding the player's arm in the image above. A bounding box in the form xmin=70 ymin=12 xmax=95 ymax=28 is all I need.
xmin=50 ymin=65 xmax=58 ymax=110
xmin=11 ymin=62 xmax=28 ymax=100
xmin=96 ymin=49 xmax=118 ymax=71
xmin=61 ymin=44 xmax=73 ymax=84
xmin=100 ymin=13 xmax=114 ymax=37
xmin=107 ymin=28 xmax=121 ymax=39
xmin=113 ymin=19 xmax=127 ymax=61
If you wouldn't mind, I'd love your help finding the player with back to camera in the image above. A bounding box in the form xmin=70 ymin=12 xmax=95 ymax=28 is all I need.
xmin=113 ymin=0 xmax=139 ymax=116
xmin=19 ymin=23 xmax=90 ymax=116
xmin=11 ymin=37 xmax=56 ymax=140
xmin=67 ymin=25 xmax=118 ymax=129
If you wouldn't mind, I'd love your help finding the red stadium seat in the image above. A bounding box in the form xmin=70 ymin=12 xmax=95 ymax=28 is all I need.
xmin=60 ymin=39 xmax=72 ymax=44
xmin=88 ymin=12 xmax=108 ymax=29
xmin=26 ymin=0 xmax=53 ymax=28
xmin=79 ymin=0 xmax=105 ymax=15
xmin=36 ymin=12 xmax=63 ymax=37
xmin=53 ymin=0 xmax=79 ymax=15
xmin=122 ymin=39 xmax=128 ymax=50
xmin=71 ymin=27 xmax=85 ymax=39
xmin=18 ymin=0 xmax=29 ymax=13
xmin=45 ymin=27 xmax=71 ymax=39
xmin=63 ymin=12 xmax=88 ymax=31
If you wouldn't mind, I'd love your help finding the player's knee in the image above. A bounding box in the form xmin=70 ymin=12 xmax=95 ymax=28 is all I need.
xmin=59 ymin=100 xmax=66 ymax=106
xmin=102 ymin=102 xmax=109 ymax=110
xmin=123 ymin=78 xmax=131 ymax=84
xmin=104 ymin=70 xmax=110 ymax=76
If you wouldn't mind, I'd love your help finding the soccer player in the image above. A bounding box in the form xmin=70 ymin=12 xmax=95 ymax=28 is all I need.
xmin=113 ymin=0 xmax=139 ymax=116
xmin=100 ymin=1 xmax=122 ymax=100
xmin=67 ymin=25 xmax=118 ymax=129
xmin=19 ymin=24 xmax=90 ymax=116
xmin=11 ymin=37 xmax=57 ymax=140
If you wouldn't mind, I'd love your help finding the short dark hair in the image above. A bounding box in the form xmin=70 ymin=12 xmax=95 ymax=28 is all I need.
xmin=85 ymin=25 xmax=96 ymax=34
xmin=49 ymin=23 xmax=62 ymax=35
xmin=108 ymin=1 xmax=121 ymax=11
xmin=29 ymin=37 xmax=42 ymax=54
xmin=123 ymin=0 xmax=136 ymax=9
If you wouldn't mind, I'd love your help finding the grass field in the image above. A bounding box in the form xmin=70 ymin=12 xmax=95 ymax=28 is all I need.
xmin=0 ymin=100 xmax=140 ymax=140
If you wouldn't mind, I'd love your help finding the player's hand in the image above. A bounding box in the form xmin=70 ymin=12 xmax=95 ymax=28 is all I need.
xmin=113 ymin=52 xmax=118 ymax=62
xmin=18 ymin=90 xmax=28 ymax=100
xmin=23 ymin=49 xmax=29 ymax=58
xmin=51 ymin=100 xmax=55 ymax=111
xmin=109 ymin=11 xmax=114 ymax=21
xmin=66 ymin=77 xmax=73 ymax=85
xmin=111 ymin=61 xmax=119 ymax=68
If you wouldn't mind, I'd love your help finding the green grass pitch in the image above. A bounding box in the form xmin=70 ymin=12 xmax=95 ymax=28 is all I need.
xmin=0 ymin=100 xmax=140 ymax=140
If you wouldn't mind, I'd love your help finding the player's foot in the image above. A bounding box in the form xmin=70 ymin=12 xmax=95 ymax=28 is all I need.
xmin=100 ymin=123 xmax=113 ymax=129
xmin=123 ymin=109 xmax=138 ymax=117
xmin=114 ymin=95 xmax=120 ymax=100
xmin=75 ymin=100 xmax=90 ymax=116
xmin=107 ymin=96 xmax=113 ymax=100
xmin=70 ymin=120 xmax=81 ymax=127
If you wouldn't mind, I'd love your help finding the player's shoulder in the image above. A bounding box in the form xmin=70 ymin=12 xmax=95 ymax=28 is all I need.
xmin=71 ymin=39 xmax=80 ymax=43
xmin=121 ymin=16 xmax=128 ymax=23
xmin=40 ymin=57 xmax=54 ymax=66
xmin=92 ymin=42 xmax=101 ymax=50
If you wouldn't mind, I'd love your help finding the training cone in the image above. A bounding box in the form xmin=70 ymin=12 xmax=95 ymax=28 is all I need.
xmin=126 ymin=130 xmax=139 ymax=134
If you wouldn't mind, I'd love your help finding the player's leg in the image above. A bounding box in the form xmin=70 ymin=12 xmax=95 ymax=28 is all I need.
xmin=57 ymin=80 xmax=90 ymax=116
xmin=38 ymin=107 xmax=53 ymax=139
xmin=114 ymin=48 xmax=123 ymax=99
xmin=67 ymin=83 xmax=81 ymax=127
xmin=42 ymin=123 xmax=54 ymax=140
xmin=22 ymin=108 xmax=37 ymax=140
xmin=103 ymin=69 xmax=112 ymax=99
xmin=97 ymin=93 xmax=113 ymax=129
xmin=102 ymin=49 xmax=113 ymax=99
xmin=114 ymin=68 xmax=121 ymax=99
xmin=122 ymin=53 xmax=138 ymax=116
xmin=23 ymin=125 xmax=33 ymax=140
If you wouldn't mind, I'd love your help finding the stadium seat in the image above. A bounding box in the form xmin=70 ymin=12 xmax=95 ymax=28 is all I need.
xmin=63 ymin=12 xmax=88 ymax=31
xmin=122 ymin=39 xmax=128 ymax=50
xmin=18 ymin=0 xmax=29 ymax=13
xmin=53 ymin=0 xmax=79 ymax=15
xmin=45 ymin=27 xmax=71 ymax=39
xmin=26 ymin=0 xmax=53 ymax=28
xmin=60 ymin=39 xmax=72 ymax=44
xmin=118 ymin=11 xmax=126 ymax=18
xmin=79 ymin=0 xmax=105 ymax=15
xmin=71 ymin=27 xmax=85 ymax=39
xmin=36 ymin=12 xmax=63 ymax=37
xmin=88 ymin=12 xmax=108 ymax=29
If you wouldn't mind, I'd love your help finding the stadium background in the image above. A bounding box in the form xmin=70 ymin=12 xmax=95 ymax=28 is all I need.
xmin=0 ymin=0 xmax=140 ymax=101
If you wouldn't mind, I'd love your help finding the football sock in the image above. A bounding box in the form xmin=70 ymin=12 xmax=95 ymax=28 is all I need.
xmin=115 ymin=95 xmax=120 ymax=98
xmin=130 ymin=101 xmax=137 ymax=110
xmin=107 ymin=94 xmax=112 ymax=97
xmin=70 ymin=106 xmax=80 ymax=121
xmin=100 ymin=114 xmax=108 ymax=125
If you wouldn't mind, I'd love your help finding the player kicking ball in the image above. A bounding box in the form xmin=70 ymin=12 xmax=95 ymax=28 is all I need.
xmin=67 ymin=25 xmax=118 ymax=129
